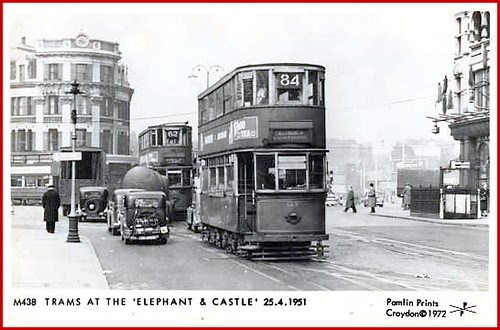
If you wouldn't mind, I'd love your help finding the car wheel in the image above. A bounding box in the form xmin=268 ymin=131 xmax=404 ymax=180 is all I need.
xmin=124 ymin=237 xmax=131 ymax=245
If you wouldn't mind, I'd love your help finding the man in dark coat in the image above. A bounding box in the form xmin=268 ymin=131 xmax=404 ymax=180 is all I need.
xmin=42 ymin=185 xmax=60 ymax=233
xmin=402 ymin=183 xmax=412 ymax=210
xmin=344 ymin=186 xmax=357 ymax=213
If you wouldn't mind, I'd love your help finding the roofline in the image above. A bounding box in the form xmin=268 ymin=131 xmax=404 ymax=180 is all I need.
xmin=198 ymin=63 xmax=326 ymax=99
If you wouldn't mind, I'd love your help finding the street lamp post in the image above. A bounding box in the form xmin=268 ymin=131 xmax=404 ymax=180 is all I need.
xmin=188 ymin=65 xmax=224 ymax=88
xmin=66 ymin=80 xmax=83 ymax=243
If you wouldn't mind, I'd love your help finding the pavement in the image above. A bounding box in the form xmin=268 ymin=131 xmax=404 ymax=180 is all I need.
xmin=7 ymin=203 xmax=489 ymax=290
xmin=9 ymin=205 xmax=109 ymax=289
xmin=370 ymin=203 xmax=490 ymax=228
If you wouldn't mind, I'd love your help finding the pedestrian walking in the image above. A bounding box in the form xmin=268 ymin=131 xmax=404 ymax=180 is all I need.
xmin=367 ymin=183 xmax=376 ymax=213
xmin=402 ymin=183 xmax=412 ymax=211
xmin=344 ymin=186 xmax=357 ymax=213
xmin=480 ymin=183 xmax=489 ymax=217
xmin=42 ymin=185 xmax=60 ymax=233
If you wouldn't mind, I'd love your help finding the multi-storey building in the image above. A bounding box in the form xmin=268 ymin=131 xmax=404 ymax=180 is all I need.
xmin=10 ymin=33 xmax=134 ymax=203
xmin=447 ymin=11 xmax=490 ymax=189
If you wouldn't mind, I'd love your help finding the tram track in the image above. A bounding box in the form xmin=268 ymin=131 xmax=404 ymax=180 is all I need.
xmin=329 ymin=228 xmax=488 ymax=264
xmin=151 ymin=224 xmax=489 ymax=291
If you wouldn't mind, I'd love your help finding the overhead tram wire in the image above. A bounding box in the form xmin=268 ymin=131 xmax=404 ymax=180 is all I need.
xmin=330 ymin=94 xmax=436 ymax=112
xmin=51 ymin=111 xmax=198 ymax=125
xmin=51 ymin=94 xmax=436 ymax=125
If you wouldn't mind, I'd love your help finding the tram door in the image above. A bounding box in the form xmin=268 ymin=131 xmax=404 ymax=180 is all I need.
xmin=237 ymin=152 xmax=255 ymax=233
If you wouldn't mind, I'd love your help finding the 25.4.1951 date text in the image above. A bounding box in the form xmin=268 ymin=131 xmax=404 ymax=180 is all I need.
xmin=263 ymin=298 xmax=306 ymax=306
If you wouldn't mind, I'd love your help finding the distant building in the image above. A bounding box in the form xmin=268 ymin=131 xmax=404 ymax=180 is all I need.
xmin=10 ymin=33 xmax=134 ymax=203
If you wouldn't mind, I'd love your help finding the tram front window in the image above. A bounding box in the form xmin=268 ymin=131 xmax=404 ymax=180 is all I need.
xmin=168 ymin=170 xmax=182 ymax=187
xmin=256 ymin=155 xmax=276 ymax=190
xmin=309 ymin=154 xmax=324 ymax=189
xmin=278 ymin=155 xmax=306 ymax=190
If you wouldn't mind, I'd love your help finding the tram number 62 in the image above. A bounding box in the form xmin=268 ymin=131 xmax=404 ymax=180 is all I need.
xmin=279 ymin=74 xmax=300 ymax=87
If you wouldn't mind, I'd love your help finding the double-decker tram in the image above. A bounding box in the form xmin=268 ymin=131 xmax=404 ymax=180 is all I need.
xmin=197 ymin=63 xmax=329 ymax=259
xmin=138 ymin=123 xmax=193 ymax=221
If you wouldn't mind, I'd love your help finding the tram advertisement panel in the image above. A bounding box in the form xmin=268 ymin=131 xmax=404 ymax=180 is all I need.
xmin=201 ymin=116 xmax=259 ymax=153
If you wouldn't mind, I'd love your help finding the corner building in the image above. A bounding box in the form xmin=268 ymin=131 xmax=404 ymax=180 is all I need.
xmin=449 ymin=11 xmax=490 ymax=189
xmin=10 ymin=33 xmax=134 ymax=203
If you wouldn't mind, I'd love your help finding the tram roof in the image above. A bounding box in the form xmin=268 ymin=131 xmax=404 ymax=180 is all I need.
xmin=198 ymin=63 xmax=325 ymax=99
xmin=139 ymin=122 xmax=192 ymax=136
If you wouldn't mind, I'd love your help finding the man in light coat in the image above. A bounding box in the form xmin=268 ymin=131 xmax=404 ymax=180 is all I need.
xmin=367 ymin=183 xmax=376 ymax=213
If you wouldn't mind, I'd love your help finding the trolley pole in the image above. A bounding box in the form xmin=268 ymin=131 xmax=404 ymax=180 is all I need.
xmin=66 ymin=80 xmax=82 ymax=243
xmin=189 ymin=65 xmax=224 ymax=88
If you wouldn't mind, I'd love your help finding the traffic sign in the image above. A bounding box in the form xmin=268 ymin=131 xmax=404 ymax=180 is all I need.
xmin=450 ymin=160 xmax=470 ymax=169
xmin=52 ymin=152 xmax=82 ymax=162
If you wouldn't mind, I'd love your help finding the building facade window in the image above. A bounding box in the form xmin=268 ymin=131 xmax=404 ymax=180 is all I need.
xmin=101 ymin=98 xmax=114 ymax=117
xmin=28 ymin=59 xmax=37 ymax=79
xmin=76 ymin=129 xmax=91 ymax=147
xmin=117 ymin=131 xmax=129 ymax=155
xmin=45 ymin=129 xmax=61 ymax=151
xmin=44 ymin=96 xmax=60 ymax=115
xmin=72 ymin=63 xmax=92 ymax=82
xmin=117 ymin=100 xmax=129 ymax=120
xmin=19 ymin=65 xmax=25 ymax=82
xmin=11 ymin=97 xmax=19 ymax=116
xmin=100 ymin=129 xmax=113 ymax=154
xmin=11 ymin=61 xmax=16 ymax=80
xmin=44 ymin=63 xmax=63 ymax=81
xmin=100 ymin=65 xmax=114 ymax=83
xmin=474 ymin=69 xmax=489 ymax=111
xmin=77 ymin=96 xmax=91 ymax=115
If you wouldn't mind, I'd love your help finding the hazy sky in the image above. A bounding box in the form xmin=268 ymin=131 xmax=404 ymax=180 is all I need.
xmin=5 ymin=3 xmax=496 ymax=146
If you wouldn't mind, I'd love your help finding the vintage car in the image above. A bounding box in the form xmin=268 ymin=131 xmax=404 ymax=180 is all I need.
xmin=107 ymin=188 xmax=144 ymax=235
xmin=120 ymin=191 xmax=170 ymax=244
xmin=78 ymin=186 xmax=109 ymax=222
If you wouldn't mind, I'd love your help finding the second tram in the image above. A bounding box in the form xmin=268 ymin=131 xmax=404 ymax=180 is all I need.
xmin=138 ymin=123 xmax=194 ymax=221
xmin=197 ymin=63 xmax=329 ymax=259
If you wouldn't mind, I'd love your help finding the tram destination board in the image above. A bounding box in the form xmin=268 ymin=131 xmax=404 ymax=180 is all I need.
xmin=270 ymin=128 xmax=312 ymax=144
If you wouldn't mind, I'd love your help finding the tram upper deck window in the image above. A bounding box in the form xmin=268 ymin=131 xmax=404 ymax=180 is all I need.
xmin=256 ymin=70 xmax=269 ymax=105
xmin=168 ymin=170 xmax=182 ymax=187
xmin=278 ymin=155 xmax=306 ymax=190
xmin=223 ymin=80 xmax=235 ymax=113
xmin=276 ymin=73 xmax=303 ymax=104
xmin=308 ymin=71 xmax=318 ymax=105
xmin=236 ymin=71 xmax=254 ymax=107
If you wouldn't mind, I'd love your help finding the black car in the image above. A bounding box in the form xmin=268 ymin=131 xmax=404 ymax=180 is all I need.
xmin=79 ymin=186 xmax=109 ymax=222
xmin=107 ymin=188 xmax=144 ymax=235
xmin=120 ymin=191 xmax=170 ymax=244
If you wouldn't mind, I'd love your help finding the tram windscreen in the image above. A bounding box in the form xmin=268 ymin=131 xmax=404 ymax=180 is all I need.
xmin=309 ymin=154 xmax=324 ymax=189
xmin=278 ymin=155 xmax=306 ymax=190
xmin=168 ymin=170 xmax=182 ymax=187
xmin=256 ymin=155 xmax=276 ymax=189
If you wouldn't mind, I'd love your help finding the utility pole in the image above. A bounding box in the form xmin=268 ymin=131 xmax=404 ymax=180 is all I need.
xmin=66 ymin=80 xmax=83 ymax=243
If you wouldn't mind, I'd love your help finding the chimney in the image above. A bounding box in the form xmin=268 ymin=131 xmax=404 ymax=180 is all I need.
xmin=21 ymin=36 xmax=26 ymax=44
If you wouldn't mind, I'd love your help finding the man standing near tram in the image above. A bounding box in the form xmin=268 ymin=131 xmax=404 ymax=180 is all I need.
xmin=42 ymin=185 xmax=61 ymax=233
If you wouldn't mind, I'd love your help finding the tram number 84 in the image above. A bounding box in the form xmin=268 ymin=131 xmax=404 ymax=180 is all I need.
xmin=279 ymin=73 xmax=301 ymax=87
